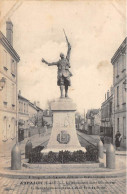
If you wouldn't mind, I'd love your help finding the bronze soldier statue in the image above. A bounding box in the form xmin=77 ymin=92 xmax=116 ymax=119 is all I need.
xmin=41 ymin=30 xmax=72 ymax=98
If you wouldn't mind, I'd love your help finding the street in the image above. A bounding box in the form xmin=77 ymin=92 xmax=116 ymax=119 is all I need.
xmin=0 ymin=129 xmax=126 ymax=194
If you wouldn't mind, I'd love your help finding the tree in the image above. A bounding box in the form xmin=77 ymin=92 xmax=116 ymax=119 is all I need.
xmin=29 ymin=114 xmax=38 ymax=127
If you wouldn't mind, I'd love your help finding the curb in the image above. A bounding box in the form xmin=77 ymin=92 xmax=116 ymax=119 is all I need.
xmin=0 ymin=167 xmax=126 ymax=179
xmin=103 ymin=150 xmax=127 ymax=156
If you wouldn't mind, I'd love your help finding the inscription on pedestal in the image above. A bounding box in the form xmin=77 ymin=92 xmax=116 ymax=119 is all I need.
xmin=57 ymin=130 xmax=70 ymax=144
xmin=54 ymin=112 xmax=74 ymax=129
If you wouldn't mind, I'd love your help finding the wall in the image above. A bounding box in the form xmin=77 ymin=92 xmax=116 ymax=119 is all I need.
xmin=112 ymin=40 xmax=126 ymax=148
xmin=0 ymin=43 xmax=17 ymax=143
xmin=18 ymin=97 xmax=29 ymax=129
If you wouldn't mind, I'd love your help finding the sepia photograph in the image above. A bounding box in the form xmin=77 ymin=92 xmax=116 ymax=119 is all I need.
xmin=0 ymin=0 xmax=126 ymax=193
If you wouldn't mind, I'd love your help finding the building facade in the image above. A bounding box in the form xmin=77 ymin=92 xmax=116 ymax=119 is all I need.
xmin=28 ymin=101 xmax=39 ymax=124
xmin=18 ymin=91 xmax=43 ymax=138
xmin=0 ymin=20 xmax=20 ymax=149
xmin=111 ymin=38 xmax=126 ymax=148
xmin=43 ymin=109 xmax=52 ymax=127
xmin=86 ymin=109 xmax=101 ymax=135
xmin=18 ymin=90 xmax=29 ymax=130
xmin=101 ymin=88 xmax=113 ymax=138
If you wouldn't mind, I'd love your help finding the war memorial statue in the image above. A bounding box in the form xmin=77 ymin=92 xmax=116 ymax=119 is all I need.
xmin=41 ymin=30 xmax=72 ymax=98
xmin=41 ymin=30 xmax=86 ymax=153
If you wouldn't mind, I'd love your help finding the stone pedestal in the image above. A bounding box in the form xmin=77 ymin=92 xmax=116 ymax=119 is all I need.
xmin=41 ymin=98 xmax=86 ymax=153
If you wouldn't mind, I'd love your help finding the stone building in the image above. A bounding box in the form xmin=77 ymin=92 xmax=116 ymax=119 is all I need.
xmin=86 ymin=109 xmax=101 ymax=135
xmin=0 ymin=20 xmax=20 ymax=150
xmin=111 ymin=38 xmax=126 ymax=148
xmin=18 ymin=90 xmax=43 ymax=129
xmin=43 ymin=109 xmax=53 ymax=127
xmin=18 ymin=91 xmax=43 ymax=138
xmin=28 ymin=101 xmax=39 ymax=124
xmin=18 ymin=90 xmax=29 ymax=129
xmin=101 ymin=88 xmax=113 ymax=138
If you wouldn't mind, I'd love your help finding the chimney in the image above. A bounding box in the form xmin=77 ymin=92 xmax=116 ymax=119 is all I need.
xmin=36 ymin=101 xmax=40 ymax=107
xmin=47 ymin=109 xmax=49 ymax=116
xmin=19 ymin=90 xmax=21 ymax=95
xmin=107 ymin=90 xmax=109 ymax=99
xmin=110 ymin=86 xmax=113 ymax=95
xmin=105 ymin=93 xmax=106 ymax=100
xmin=6 ymin=19 xmax=13 ymax=46
xmin=34 ymin=101 xmax=36 ymax=106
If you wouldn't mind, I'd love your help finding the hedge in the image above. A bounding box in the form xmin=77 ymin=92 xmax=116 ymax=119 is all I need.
xmin=28 ymin=145 xmax=98 ymax=163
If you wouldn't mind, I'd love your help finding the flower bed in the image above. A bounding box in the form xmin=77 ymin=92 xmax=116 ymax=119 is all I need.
xmin=28 ymin=145 xmax=98 ymax=164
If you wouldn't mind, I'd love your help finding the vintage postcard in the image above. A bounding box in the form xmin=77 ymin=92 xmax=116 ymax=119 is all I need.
xmin=0 ymin=0 xmax=126 ymax=193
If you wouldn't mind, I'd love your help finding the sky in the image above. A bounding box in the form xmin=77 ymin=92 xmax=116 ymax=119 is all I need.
xmin=0 ymin=0 xmax=126 ymax=113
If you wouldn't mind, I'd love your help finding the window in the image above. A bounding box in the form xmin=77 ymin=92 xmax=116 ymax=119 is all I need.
xmin=2 ymin=116 xmax=7 ymax=141
xmin=116 ymin=61 xmax=119 ymax=78
xmin=21 ymin=102 xmax=23 ymax=112
xmin=3 ymin=50 xmax=8 ymax=70
xmin=117 ymin=118 xmax=119 ymax=132
xmin=122 ymin=82 xmax=126 ymax=104
xmin=117 ymin=86 xmax=119 ymax=106
xmin=109 ymin=102 xmax=112 ymax=115
xmin=123 ymin=117 xmax=126 ymax=139
xmin=11 ymin=59 xmax=16 ymax=76
xmin=19 ymin=101 xmax=20 ymax=111
xmin=26 ymin=104 xmax=28 ymax=113
xmin=11 ymin=118 xmax=15 ymax=139
xmin=3 ymin=79 xmax=7 ymax=104
xmin=11 ymin=83 xmax=15 ymax=106
xmin=121 ymin=53 xmax=126 ymax=72
xmin=24 ymin=103 xmax=26 ymax=113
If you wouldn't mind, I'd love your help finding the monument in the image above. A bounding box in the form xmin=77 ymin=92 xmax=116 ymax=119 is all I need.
xmin=41 ymin=30 xmax=86 ymax=153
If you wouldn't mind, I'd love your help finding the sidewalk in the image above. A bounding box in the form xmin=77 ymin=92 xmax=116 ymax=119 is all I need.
xmin=103 ymin=144 xmax=127 ymax=156
xmin=19 ymin=128 xmax=51 ymax=154
xmin=0 ymin=129 xmax=51 ymax=170
xmin=0 ymin=129 xmax=126 ymax=179
xmin=89 ymin=134 xmax=127 ymax=156
xmin=0 ymin=128 xmax=52 ymax=157
xmin=77 ymin=131 xmax=98 ymax=146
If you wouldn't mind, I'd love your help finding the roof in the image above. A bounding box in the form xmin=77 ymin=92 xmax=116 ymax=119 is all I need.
xmin=101 ymin=94 xmax=113 ymax=107
xmin=18 ymin=94 xmax=29 ymax=102
xmin=29 ymin=101 xmax=43 ymax=112
xmin=18 ymin=94 xmax=43 ymax=112
xmin=0 ymin=31 xmax=20 ymax=62
xmin=86 ymin=109 xmax=100 ymax=118
xmin=29 ymin=101 xmax=39 ymax=111
xmin=36 ymin=106 xmax=43 ymax=112
xmin=43 ymin=109 xmax=52 ymax=117
xmin=111 ymin=37 xmax=127 ymax=64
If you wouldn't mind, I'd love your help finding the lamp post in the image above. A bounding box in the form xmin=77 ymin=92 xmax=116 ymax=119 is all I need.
xmin=0 ymin=77 xmax=6 ymax=91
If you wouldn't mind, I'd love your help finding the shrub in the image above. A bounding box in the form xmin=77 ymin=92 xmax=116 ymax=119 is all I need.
xmin=72 ymin=150 xmax=86 ymax=162
xmin=28 ymin=145 xmax=98 ymax=163
xmin=58 ymin=151 xmax=72 ymax=163
xmin=86 ymin=145 xmax=98 ymax=162
xmin=42 ymin=151 xmax=58 ymax=163
xmin=28 ymin=145 xmax=44 ymax=163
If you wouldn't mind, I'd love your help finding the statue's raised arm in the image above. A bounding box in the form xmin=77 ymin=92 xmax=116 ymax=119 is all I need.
xmin=66 ymin=42 xmax=71 ymax=62
xmin=63 ymin=29 xmax=71 ymax=61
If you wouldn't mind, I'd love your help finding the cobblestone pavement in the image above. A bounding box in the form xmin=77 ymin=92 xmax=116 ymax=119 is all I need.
xmin=0 ymin=176 xmax=126 ymax=194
